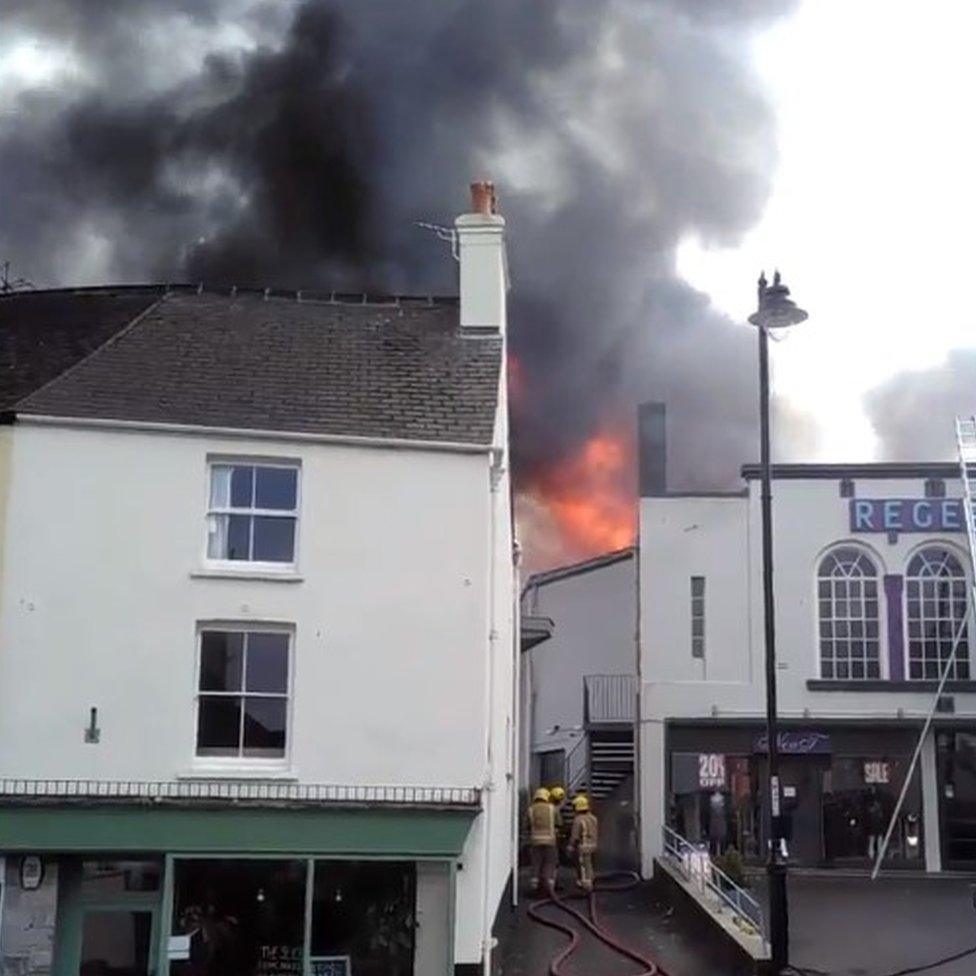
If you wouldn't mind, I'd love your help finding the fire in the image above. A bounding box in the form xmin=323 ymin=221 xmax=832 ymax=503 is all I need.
xmin=521 ymin=426 xmax=636 ymax=568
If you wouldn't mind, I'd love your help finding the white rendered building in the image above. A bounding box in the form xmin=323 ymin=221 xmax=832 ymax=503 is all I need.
xmin=0 ymin=186 xmax=516 ymax=976
xmin=638 ymin=407 xmax=976 ymax=875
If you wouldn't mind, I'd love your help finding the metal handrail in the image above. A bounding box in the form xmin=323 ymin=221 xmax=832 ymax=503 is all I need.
xmin=661 ymin=825 xmax=767 ymax=945
xmin=563 ymin=735 xmax=588 ymax=795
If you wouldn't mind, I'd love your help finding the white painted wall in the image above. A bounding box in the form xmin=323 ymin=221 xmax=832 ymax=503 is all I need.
xmin=0 ymin=420 xmax=512 ymax=967
xmin=638 ymin=474 xmax=976 ymax=872
xmin=521 ymin=555 xmax=636 ymax=783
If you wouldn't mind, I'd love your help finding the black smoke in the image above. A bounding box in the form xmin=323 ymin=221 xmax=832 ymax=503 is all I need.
xmin=1 ymin=0 xmax=799 ymax=558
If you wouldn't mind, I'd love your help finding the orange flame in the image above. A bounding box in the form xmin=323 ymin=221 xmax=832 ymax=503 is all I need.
xmin=522 ymin=426 xmax=636 ymax=567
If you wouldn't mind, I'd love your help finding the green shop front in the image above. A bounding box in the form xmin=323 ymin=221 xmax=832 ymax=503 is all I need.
xmin=0 ymin=798 xmax=477 ymax=976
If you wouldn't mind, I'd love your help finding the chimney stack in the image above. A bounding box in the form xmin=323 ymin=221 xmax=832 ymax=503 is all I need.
xmin=639 ymin=401 xmax=667 ymax=496
xmin=455 ymin=181 xmax=508 ymax=334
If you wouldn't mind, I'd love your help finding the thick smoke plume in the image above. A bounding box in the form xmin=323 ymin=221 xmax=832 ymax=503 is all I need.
xmin=1 ymin=0 xmax=797 ymax=568
xmin=867 ymin=352 xmax=976 ymax=461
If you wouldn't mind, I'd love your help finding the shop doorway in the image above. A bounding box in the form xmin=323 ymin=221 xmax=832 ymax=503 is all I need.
xmin=55 ymin=859 xmax=162 ymax=976
xmin=937 ymin=731 xmax=976 ymax=869
xmin=778 ymin=758 xmax=825 ymax=864
xmin=79 ymin=908 xmax=156 ymax=976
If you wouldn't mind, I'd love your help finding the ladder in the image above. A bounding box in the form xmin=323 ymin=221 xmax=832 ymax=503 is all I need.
xmin=956 ymin=416 xmax=976 ymax=576
xmin=871 ymin=417 xmax=976 ymax=878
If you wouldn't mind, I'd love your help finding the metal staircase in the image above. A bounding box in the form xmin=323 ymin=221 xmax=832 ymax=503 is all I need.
xmin=588 ymin=732 xmax=635 ymax=799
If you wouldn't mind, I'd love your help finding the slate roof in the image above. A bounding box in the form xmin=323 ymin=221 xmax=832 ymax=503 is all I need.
xmin=0 ymin=287 xmax=162 ymax=410
xmin=12 ymin=289 xmax=502 ymax=446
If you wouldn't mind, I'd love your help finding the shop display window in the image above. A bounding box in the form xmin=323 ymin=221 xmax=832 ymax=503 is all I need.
xmin=169 ymin=859 xmax=306 ymax=976
xmin=310 ymin=861 xmax=416 ymax=976
xmin=822 ymin=757 xmax=921 ymax=862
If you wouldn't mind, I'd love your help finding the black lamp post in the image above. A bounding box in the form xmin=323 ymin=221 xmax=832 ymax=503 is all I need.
xmin=747 ymin=271 xmax=808 ymax=974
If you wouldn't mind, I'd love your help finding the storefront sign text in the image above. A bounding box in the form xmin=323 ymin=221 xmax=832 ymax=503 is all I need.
xmin=698 ymin=753 xmax=726 ymax=788
xmin=864 ymin=760 xmax=891 ymax=785
xmin=850 ymin=498 xmax=964 ymax=533
xmin=754 ymin=731 xmax=831 ymax=755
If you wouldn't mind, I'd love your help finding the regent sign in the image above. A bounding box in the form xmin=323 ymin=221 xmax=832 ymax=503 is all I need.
xmin=849 ymin=498 xmax=965 ymax=533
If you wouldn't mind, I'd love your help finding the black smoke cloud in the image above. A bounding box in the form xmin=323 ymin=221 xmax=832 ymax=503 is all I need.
xmin=1 ymin=0 xmax=799 ymax=554
xmin=867 ymin=351 xmax=976 ymax=461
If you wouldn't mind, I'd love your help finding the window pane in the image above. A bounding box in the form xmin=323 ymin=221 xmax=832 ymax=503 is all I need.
xmin=197 ymin=696 xmax=241 ymax=755
xmin=253 ymin=516 xmax=295 ymax=562
xmin=243 ymin=698 xmax=286 ymax=756
xmin=226 ymin=514 xmax=252 ymax=560
xmin=256 ymin=467 xmax=297 ymax=511
xmin=230 ymin=465 xmax=254 ymax=508
xmin=209 ymin=465 xmax=232 ymax=508
xmin=200 ymin=632 xmax=244 ymax=691
xmin=246 ymin=633 xmax=289 ymax=693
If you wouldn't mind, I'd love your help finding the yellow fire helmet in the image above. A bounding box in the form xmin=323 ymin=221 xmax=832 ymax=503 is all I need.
xmin=572 ymin=794 xmax=591 ymax=813
xmin=534 ymin=788 xmax=551 ymax=803
xmin=549 ymin=786 xmax=566 ymax=804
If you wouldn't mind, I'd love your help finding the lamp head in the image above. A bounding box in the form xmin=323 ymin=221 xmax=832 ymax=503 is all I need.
xmin=748 ymin=270 xmax=808 ymax=331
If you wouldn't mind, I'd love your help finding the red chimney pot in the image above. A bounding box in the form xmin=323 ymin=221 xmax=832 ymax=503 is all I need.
xmin=470 ymin=181 xmax=496 ymax=216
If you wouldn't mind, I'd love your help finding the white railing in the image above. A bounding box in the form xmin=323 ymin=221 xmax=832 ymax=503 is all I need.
xmin=661 ymin=824 xmax=767 ymax=945
xmin=564 ymin=736 xmax=589 ymax=796
xmin=0 ymin=779 xmax=479 ymax=807
xmin=584 ymin=674 xmax=636 ymax=724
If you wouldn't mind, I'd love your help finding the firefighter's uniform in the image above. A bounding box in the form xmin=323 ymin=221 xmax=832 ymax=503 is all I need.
xmin=569 ymin=794 xmax=599 ymax=891
xmin=527 ymin=788 xmax=557 ymax=892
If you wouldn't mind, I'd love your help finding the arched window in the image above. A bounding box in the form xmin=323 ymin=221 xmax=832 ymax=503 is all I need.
xmin=818 ymin=547 xmax=881 ymax=679
xmin=906 ymin=547 xmax=969 ymax=680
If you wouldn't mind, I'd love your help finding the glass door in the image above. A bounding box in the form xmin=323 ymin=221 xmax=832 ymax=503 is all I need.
xmin=79 ymin=908 xmax=156 ymax=976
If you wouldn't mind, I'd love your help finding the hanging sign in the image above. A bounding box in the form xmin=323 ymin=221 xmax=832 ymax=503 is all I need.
xmin=19 ymin=856 xmax=43 ymax=890
xmin=698 ymin=753 xmax=726 ymax=789
xmin=850 ymin=498 xmax=964 ymax=533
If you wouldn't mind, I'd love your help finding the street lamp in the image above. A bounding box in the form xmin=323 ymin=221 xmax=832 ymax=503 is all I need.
xmin=747 ymin=271 xmax=807 ymax=974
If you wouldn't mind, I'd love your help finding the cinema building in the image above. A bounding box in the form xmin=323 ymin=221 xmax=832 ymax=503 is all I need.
xmin=638 ymin=408 xmax=976 ymax=874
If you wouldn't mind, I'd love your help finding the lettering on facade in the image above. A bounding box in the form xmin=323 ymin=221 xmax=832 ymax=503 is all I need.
xmin=753 ymin=731 xmax=832 ymax=755
xmin=850 ymin=498 xmax=964 ymax=533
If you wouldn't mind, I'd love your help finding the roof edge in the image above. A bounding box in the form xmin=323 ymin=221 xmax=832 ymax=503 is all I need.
xmin=14 ymin=413 xmax=494 ymax=454
xmin=740 ymin=462 xmax=960 ymax=480
xmin=524 ymin=546 xmax=635 ymax=591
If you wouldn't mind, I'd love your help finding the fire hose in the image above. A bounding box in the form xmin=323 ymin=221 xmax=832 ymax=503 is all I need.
xmin=526 ymin=871 xmax=669 ymax=976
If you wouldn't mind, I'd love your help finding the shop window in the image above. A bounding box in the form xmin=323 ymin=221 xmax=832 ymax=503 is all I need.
xmin=196 ymin=628 xmax=291 ymax=759
xmin=170 ymin=859 xmax=307 ymax=976
xmin=905 ymin=547 xmax=970 ymax=680
xmin=310 ymin=861 xmax=416 ymax=976
xmin=206 ymin=461 xmax=299 ymax=566
xmin=817 ymin=547 xmax=881 ymax=679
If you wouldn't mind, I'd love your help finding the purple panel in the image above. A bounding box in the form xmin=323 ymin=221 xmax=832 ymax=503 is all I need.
xmin=885 ymin=575 xmax=905 ymax=681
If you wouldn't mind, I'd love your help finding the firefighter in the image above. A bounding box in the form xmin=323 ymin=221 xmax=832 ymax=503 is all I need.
xmin=548 ymin=785 xmax=569 ymax=866
xmin=527 ymin=787 xmax=557 ymax=893
xmin=568 ymin=793 xmax=599 ymax=892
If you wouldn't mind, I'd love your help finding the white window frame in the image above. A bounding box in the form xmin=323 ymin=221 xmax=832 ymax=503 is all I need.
xmin=816 ymin=545 xmax=883 ymax=681
xmin=193 ymin=622 xmax=295 ymax=771
xmin=204 ymin=458 xmax=301 ymax=574
xmin=904 ymin=545 xmax=970 ymax=682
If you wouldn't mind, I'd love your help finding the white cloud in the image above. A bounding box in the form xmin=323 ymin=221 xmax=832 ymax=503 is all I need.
xmin=677 ymin=0 xmax=976 ymax=461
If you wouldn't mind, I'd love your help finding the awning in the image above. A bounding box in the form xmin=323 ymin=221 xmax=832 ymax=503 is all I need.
xmin=0 ymin=804 xmax=477 ymax=857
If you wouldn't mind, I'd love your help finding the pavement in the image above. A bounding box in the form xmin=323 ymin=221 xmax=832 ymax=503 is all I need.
xmin=786 ymin=874 xmax=976 ymax=976
xmin=495 ymin=870 xmax=976 ymax=976
xmin=495 ymin=868 xmax=752 ymax=976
